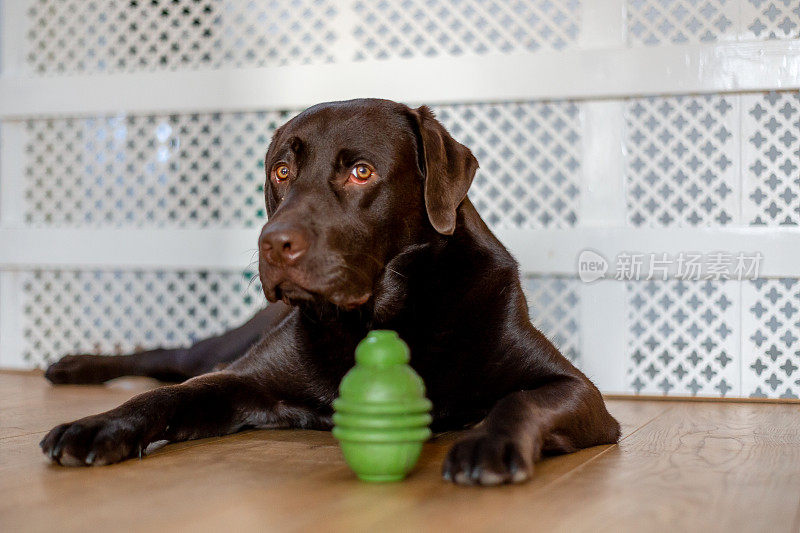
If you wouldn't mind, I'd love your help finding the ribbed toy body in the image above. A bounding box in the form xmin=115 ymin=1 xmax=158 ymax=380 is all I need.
xmin=332 ymin=330 xmax=432 ymax=482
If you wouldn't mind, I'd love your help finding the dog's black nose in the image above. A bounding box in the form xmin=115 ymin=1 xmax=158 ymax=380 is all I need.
xmin=260 ymin=225 xmax=309 ymax=266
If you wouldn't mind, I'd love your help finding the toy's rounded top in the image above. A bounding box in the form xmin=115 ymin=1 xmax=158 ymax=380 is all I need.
xmin=355 ymin=330 xmax=410 ymax=367
xmin=336 ymin=330 xmax=429 ymax=412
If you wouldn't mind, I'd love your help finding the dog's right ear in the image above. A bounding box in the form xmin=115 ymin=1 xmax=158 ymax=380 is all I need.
xmin=410 ymin=106 xmax=479 ymax=235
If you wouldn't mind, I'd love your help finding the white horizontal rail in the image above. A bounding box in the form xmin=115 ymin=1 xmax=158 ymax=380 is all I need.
xmin=0 ymin=228 xmax=260 ymax=270
xmin=0 ymin=227 xmax=798 ymax=277
xmin=1 ymin=41 xmax=799 ymax=118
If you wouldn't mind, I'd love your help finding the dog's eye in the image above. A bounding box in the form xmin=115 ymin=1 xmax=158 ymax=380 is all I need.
xmin=273 ymin=163 xmax=290 ymax=182
xmin=349 ymin=164 xmax=375 ymax=184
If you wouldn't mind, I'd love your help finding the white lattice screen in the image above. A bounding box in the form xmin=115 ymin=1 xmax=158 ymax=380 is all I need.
xmin=23 ymin=111 xmax=292 ymax=227
xmin=25 ymin=0 xmax=339 ymax=74
xmin=1 ymin=0 xmax=798 ymax=399
xmin=19 ymin=269 xmax=264 ymax=362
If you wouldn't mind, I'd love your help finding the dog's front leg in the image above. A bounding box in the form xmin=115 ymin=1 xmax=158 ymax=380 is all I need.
xmin=40 ymin=371 xmax=318 ymax=466
xmin=442 ymin=376 xmax=621 ymax=486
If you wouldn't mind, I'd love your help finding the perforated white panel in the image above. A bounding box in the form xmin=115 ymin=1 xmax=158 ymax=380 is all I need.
xmin=742 ymin=91 xmax=800 ymax=226
xmin=524 ymin=276 xmax=581 ymax=364
xmin=434 ymin=101 xmax=582 ymax=229
xmin=627 ymin=0 xmax=736 ymax=46
xmin=627 ymin=280 xmax=739 ymax=396
xmin=25 ymin=0 xmax=338 ymax=75
xmin=625 ymin=95 xmax=739 ymax=226
xmin=350 ymin=0 xmax=581 ymax=61
xmin=743 ymin=278 xmax=800 ymax=399
xmin=23 ymin=0 xmax=588 ymax=74
xmin=20 ymin=269 xmax=265 ymax=367
xmin=741 ymin=0 xmax=800 ymax=41
xmin=24 ymin=111 xmax=295 ymax=227
xmin=627 ymin=0 xmax=800 ymax=46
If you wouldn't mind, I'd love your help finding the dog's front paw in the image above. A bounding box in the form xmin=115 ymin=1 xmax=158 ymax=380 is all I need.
xmin=40 ymin=413 xmax=145 ymax=467
xmin=45 ymin=354 xmax=121 ymax=384
xmin=442 ymin=432 xmax=531 ymax=486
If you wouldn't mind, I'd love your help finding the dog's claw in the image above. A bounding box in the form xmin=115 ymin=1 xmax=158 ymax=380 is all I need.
xmin=51 ymin=443 xmax=63 ymax=462
xmin=469 ymin=464 xmax=483 ymax=483
xmin=85 ymin=451 xmax=96 ymax=465
xmin=444 ymin=433 xmax=531 ymax=486
xmin=441 ymin=462 xmax=453 ymax=482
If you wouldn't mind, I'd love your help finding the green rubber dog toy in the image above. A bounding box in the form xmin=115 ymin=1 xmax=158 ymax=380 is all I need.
xmin=332 ymin=330 xmax=432 ymax=482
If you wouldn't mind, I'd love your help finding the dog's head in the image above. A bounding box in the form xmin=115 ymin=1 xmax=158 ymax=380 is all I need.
xmin=259 ymin=98 xmax=478 ymax=310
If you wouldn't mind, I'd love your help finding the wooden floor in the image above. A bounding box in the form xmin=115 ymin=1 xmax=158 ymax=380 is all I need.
xmin=1 ymin=371 xmax=798 ymax=532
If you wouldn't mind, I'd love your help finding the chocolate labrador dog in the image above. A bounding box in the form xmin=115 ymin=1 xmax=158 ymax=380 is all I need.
xmin=40 ymin=98 xmax=620 ymax=485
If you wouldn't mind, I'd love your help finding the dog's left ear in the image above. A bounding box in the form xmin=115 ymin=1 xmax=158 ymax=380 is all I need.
xmin=411 ymin=106 xmax=479 ymax=235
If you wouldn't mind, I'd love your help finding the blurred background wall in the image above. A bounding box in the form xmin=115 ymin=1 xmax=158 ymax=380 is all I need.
xmin=0 ymin=0 xmax=798 ymax=399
